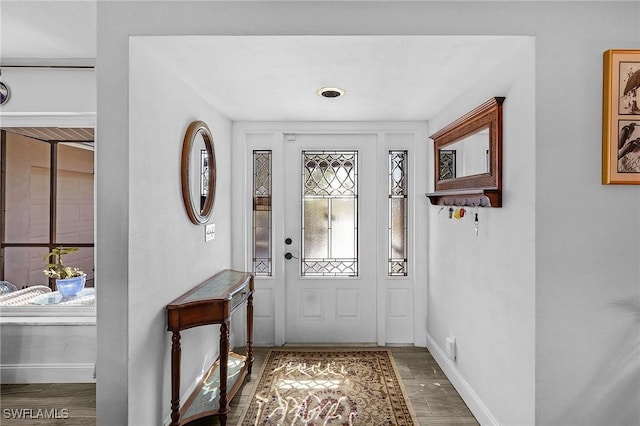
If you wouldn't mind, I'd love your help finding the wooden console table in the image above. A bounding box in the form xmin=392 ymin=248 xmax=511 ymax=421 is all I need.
xmin=166 ymin=269 xmax=254 ymax=426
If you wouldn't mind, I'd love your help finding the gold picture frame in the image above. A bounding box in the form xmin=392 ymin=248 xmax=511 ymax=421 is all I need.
xmin=602 ymin=49 xmax=640 ymax=184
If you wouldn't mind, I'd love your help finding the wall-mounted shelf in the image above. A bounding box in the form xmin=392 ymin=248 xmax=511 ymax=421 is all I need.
xmin=425 ymin=188 xmax=501 ymax=207
xmin=428 ymin=97 xmax=504 ymax=209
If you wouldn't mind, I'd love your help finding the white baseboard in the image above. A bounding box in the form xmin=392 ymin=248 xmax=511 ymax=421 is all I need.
xmin=1 ymin=363 xmax=96 ymax=384
xmin=425 ymin=334 xmax=500 ymax=426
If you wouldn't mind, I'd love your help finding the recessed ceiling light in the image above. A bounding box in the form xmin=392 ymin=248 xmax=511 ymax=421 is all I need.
xmin=316 ymin=87 xmax=345 ymax=98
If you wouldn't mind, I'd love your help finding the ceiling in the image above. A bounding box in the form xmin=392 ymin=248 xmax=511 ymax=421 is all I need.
xmin=0 ymin=1 xmax=97 ymax=61
xmin=1 ymin=127 xmax=95 ymax=152
xmin=139 ymin=35 xmax=529 ymax=121
xmin=1 ymin=127 xmax=94 ymax=143
xmin=2 ymin=1 xmax=529 ymax=122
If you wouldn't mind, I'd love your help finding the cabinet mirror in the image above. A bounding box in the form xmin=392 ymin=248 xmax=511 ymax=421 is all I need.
xmin=439 ymin=128 xmax=489 ymax=180
xmin=427 ymin=97 xmax=504 ymax=207
xmin=181 ymin=121 xmax=216 ymax=224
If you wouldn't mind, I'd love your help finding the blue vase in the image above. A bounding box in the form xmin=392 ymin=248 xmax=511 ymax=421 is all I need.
xmin=56 ymin=275 xmax=86 ymax=297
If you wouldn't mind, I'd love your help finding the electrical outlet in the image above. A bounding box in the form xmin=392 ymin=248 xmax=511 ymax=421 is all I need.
xmin=446 ymin=336 xmax=457 ymax=361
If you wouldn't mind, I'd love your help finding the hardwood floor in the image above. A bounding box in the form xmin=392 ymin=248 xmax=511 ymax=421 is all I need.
xmin=0 ymin=347 xmax=477 ymax=425
xmin=386 ymin=346 xmax=479 ymax=425
xmin=0 ymin=382 xmax=95 ymax=426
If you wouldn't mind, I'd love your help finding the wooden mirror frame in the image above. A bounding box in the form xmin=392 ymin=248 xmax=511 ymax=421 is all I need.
xmin=426 ymin=97 xmax=504 ymax=207
xmin=181 ymin=121 xmax=216 ymax=224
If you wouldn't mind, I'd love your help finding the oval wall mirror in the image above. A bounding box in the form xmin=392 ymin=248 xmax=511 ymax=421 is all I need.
xmin=181 ymin=121 xmax=216 ymax=224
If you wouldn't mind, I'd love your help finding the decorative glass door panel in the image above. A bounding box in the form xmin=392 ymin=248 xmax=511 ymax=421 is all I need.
xmin=301 ymin=151 xmax=358 ymax=277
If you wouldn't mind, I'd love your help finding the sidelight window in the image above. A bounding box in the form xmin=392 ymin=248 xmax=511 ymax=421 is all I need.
xmin=252 ymin=150 xmax=272 ymax=276
xmin=388 ymin=150 xmax=408 ymax=276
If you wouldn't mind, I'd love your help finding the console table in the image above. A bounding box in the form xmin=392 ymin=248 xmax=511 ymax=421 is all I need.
xmin=166 ymin=269 xmax=254 ymax=426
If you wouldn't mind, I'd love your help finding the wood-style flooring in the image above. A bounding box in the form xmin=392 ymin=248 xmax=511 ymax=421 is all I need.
xmin=0 ymin=346 xmax=478 ymax=425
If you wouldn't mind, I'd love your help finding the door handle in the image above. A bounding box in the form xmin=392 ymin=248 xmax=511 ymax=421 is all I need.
xmin=284 ymin=238 xmax=297 ymax=260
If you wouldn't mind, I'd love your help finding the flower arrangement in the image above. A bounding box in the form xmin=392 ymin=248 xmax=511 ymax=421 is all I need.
xmin=43 ymin=246 xmax=84 ymax=280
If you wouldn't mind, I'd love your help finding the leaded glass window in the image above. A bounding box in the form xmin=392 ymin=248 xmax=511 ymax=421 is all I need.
xmin=301 ymin=151 xmax=358 ymax=277
xmin=389 ymin=150 xmax=408 ymax=276
xmin=439 ymin=149 xmax=456 ymax=180
xmin=252 ymin=150 xmax=272 ymax=276
xmin=200 ymin=149 xmax=209 ymax=210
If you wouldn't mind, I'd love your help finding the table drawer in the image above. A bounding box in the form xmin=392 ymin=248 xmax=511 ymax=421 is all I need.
xmin=231 ymin=288 xmax=249 ymax=311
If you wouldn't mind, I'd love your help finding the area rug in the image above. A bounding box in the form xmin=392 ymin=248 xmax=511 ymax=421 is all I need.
xmin=238 ymin=349 xmax=418 ymax=426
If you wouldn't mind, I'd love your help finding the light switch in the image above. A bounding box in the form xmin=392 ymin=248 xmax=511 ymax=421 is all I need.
xmin=205 ymin=223 xmax=215 ymax=241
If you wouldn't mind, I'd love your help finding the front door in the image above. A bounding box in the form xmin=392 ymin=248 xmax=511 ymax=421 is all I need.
xmin=283 ymin=134 xmax=377 ymax=343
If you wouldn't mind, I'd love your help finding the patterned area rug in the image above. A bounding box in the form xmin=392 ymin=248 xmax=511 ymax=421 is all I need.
xmin=238 ymin=349 xmax=418 ymax=426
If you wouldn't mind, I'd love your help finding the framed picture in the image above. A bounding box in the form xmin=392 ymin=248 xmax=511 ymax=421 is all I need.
xmin=603 ymin=49 xmax=640 ymax=184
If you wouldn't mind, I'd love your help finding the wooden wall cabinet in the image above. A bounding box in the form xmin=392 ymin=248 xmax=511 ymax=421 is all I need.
xmin=166 ymin=269 xmax=254 ymax=426
xmin=425 ymin=97 xmax=504 ymax=207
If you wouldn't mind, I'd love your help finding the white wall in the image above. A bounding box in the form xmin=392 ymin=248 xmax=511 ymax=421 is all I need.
xmin=427 ymin=39 xmax=536 ymax=425
xmin=127 ymin=39 xmax=233 ymax=425
xmin=0 ymin=68 xmax=95 ymax=115
xmin=97 ymin=13 xmax=235 ymax=421
xmin=532 ymin=4 xmax=640 ymax=425
xmin=97 ymin=2 xmax=640 ymax=425
xmin=0 ymin=67 xmax=95 ymax=128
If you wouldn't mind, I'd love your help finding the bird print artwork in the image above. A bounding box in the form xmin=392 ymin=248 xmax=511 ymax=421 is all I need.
xmin=604 ymin=52 xmax=640 ymax=182
xmin=618 ymin=120 xmax=640 ymax=172
xmin=620 ymin=64 xmax=640 ymax=115
xmin=618 ymin=123 xmax=636 ymax=149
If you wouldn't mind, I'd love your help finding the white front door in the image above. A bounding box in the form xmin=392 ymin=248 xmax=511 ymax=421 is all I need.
xmin=283 ymin=134 xmax=377 ymax=343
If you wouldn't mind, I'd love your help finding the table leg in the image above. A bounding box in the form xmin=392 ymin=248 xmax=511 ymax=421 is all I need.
xmin=170 ymin=331 xmax=181 ymax=426
xmin=219 ymin=320 xmax=230 ymax=423
xmin=247 ymin=287 xmax=254 ymax=374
